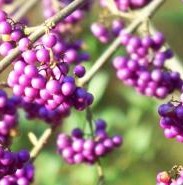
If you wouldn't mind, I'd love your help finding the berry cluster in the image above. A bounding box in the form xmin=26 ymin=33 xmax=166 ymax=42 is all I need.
xmin=113 ymin=32 xmax=183 ymax=99
xmin=57 ymin=119 xmax=123 ymax=165
xmin=0 ymin=147 xmax=30 ymax=178
xmin=0 ymin=163 xmax=34 ymax=185
xmin=156 ymin=168 xmax=183 ymax=185
xmin=0 ymin=10 xmax=92 ymax=127
xmin=91 ymin=19 xmax=125 ymax=43
xmin=100 ymin=0 xmax=152 ymax=11
xmin=0 ymin=90 xmax=18 ymax=146
xmin=20 ymin=101 xmax=63 ymax=125
xmin=7 ymin=32 xmax=93 ymax=125
xmin=20 ymin=100 xmax=67 ymax=125
xmin=42 ymin=0 xmax=90 ymax=33
xmin=0 ymin=10 xmax=89 ymax=62
xmin=158 ymin=102 xmax=183 ymax=143
xmin=0 ymin=10 xmax=29 ymax=56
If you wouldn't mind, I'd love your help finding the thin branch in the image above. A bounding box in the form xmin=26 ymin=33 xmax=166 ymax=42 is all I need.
xmin=96 ymin=160 xmax=105 ymax=185
xmin=28 ymin=0 xmax=86 ymax=43
xmin=13 ymin=0 xmax=39 ymax=22
xmin=77 ymin=0 xmax=166 ymax=86
xmin=28 ymin=132 xmax=39 ymax=146
xmin=24 ymin=26 xmax=42 ymax=34
xmin=0 ymin=0 xmax=86 ymax=73
xmin=30 ymin=127 xmax=53 ymax=161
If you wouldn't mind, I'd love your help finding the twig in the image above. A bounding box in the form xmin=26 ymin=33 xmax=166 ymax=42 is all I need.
xmin=77 ymin=0 xmax=166 ymax=86
xmin=28 ymin=132 xmax=38 ymax=146
xmin=30 ymin=127 xmax=53 ymax=161
xmin=96 ymin=160 xmax=105 ymax=185
xmin=24 ymin=26 xmax=42 ymax=34
xmin=0 ymin=0 xmax=86 ymax=73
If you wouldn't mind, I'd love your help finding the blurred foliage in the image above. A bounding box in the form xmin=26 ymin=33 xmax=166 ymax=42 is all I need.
xmin=5 ymin=1 xmax=183 ymax=185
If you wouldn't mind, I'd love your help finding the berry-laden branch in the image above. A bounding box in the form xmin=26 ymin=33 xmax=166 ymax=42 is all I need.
xmin=0 ymin=0 xmax=87 ymax=73
xmin=27 ymin=0 xmax=165 ymax=165
xmin=77 ymin=0 xmax=166 ymax=86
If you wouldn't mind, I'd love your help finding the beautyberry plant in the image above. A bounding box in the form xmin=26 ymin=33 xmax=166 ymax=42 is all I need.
xmin=0 ymin=0 xmax=182 ymax=184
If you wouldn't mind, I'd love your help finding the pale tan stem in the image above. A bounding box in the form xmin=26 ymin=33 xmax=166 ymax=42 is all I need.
xmin=30 ymin=128 xmax=53 ymax=161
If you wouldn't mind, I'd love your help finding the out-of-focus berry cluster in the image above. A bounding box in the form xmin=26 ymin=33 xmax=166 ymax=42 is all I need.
xmin=157 ymin=166 xmax=183 ymax=185
xmin=113 ymin=32 xmax=183 ymax=99
xmin=158 ymin=102 xmax=183 ymax=143
xmin=0 ymin=147 xmax=30 ymax=178
xmin=100 ymin=0 xmax=152 ymax=11
xmin=0 ymin=90 xmax=18 ymax=146
xmin=42 ymin=0 xmax=91 ymax=33
xmin=0 ymin=0 xmax=13 ymax=8
xmin=91 ymin=19 xmax=125 ymax=43
xmin=0 ymin=163 xmax=34 ymax=185
xmin=57 ymin=119 xmax=123 ymax=165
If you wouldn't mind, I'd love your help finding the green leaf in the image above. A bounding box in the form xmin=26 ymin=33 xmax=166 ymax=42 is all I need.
xmin=126 ymin=125 xmax=152 ymax=155
xmin=118 ymin=87 xmax=156 ymax=110
xmin=88 ymin=71 xmax=109 ymax=107
xmin=95 ymin=106 xmax=126 ymax=129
